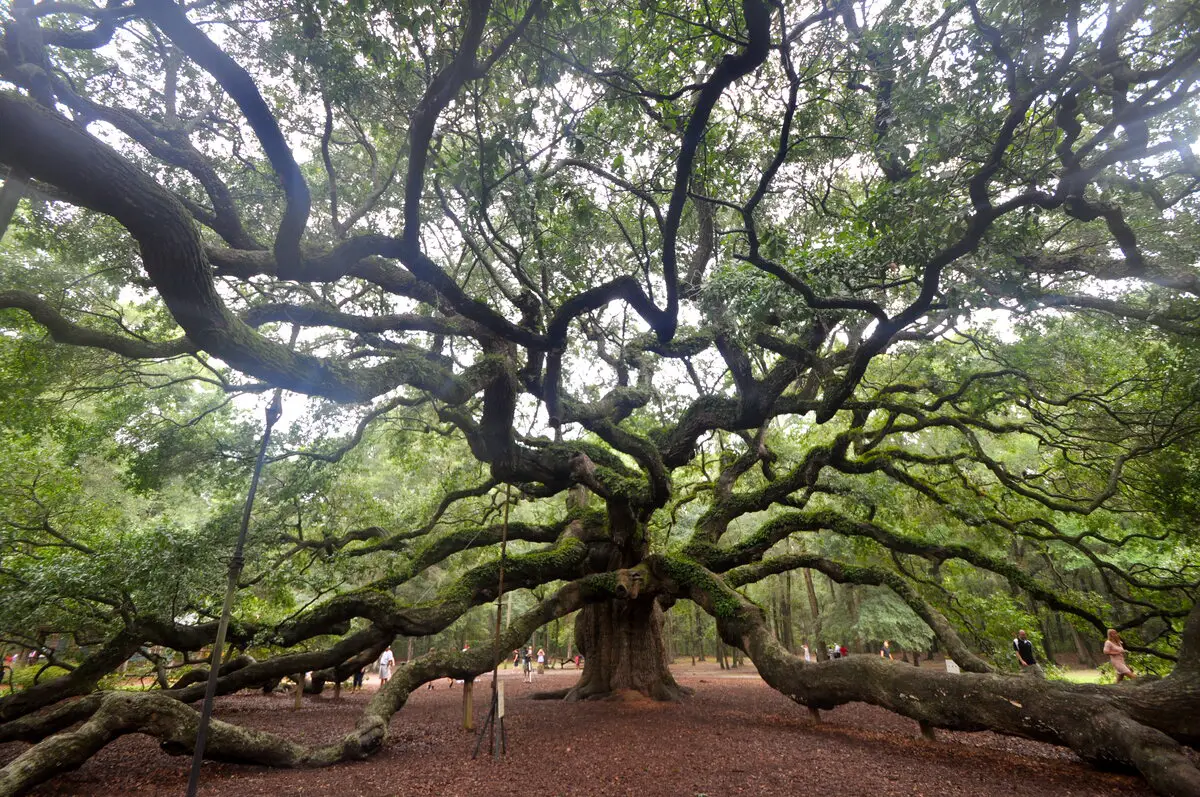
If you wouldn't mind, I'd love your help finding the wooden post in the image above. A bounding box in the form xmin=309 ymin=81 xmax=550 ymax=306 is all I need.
xmin=463 ymin=677 xmax=475 ymax=730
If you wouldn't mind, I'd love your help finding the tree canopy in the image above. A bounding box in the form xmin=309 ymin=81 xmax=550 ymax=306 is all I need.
xmin=2 ymin=0 xmax=1200 ymax=793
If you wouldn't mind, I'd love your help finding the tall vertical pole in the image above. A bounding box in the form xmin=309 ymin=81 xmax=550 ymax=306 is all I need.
xmin=491 ymin=484 xmax=510 ymax=757
xmin=185 ymin=390 xmax=283 ymax=797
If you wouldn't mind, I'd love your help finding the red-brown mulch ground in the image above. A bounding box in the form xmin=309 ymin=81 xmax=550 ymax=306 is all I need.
xmin=0 ymin=662 xmax=1158 ymax=796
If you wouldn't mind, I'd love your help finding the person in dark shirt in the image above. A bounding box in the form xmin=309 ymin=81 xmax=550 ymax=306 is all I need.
xmin=1013 ymin=629 xmax=1044 ymax=677
xmin=522 ymin=646 xmax=533 ymax=683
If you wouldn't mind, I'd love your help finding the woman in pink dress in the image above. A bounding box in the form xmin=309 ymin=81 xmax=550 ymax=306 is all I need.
xmin=1103 ymin=629 xmax=1135 ymax=683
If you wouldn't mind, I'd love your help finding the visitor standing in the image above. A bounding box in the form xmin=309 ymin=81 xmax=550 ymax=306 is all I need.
xmin=522 ymin=646 xmax=533 ymax=683
xmin=536 ymin=647 xmax=546 ymax=675
xmin=1103 ymin=629 xmax=1136 ymax=683
xmin=880 ymin=640 xmax=893 ymax=660
xmin=378 ymin=646 xmax=395 ymax=686
xmin=802 ymin=643 xmax=811 ymax=662
xmin=352 ymin=667 xmax=365 ymax=691
xmin=1012 ymin=630 xmax=1043 ymax=677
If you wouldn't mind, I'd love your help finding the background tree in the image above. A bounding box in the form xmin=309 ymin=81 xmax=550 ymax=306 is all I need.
xmin=2 ymin=0 xmax=1200 ymax=794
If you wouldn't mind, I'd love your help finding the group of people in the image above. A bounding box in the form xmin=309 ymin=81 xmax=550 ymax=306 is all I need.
xmin=513 ymin=646 xmax=546 ymax=683
xmin=366 ymin=642 xmax=566 ymax=692
xmin=359 ymin=629 xmax=1138 ymax=692
xmin=3 ymin=650 xmax=40 ymax=667
xmin=798 ymin=641 xmax=888 ymax=661
xmin=1012 ymin=628 xmax=1136 ymax=682
xmin=799 ymin=630 xmax=1136 ymax=681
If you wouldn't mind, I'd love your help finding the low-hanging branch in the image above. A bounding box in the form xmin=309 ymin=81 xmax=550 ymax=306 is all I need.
xmin=650 ymin=554 xmax=1200 ymax=797
xmin=0 ymin=569 xmax=641 ymax=797
xmin=705 ymin=507 xmax=1126 ymax=640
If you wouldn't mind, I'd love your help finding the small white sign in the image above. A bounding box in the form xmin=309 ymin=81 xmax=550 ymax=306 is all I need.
xmin=498 ymin=680 xmax=505 ymax=718
xmin=945 ymin=659 xmax=961 ymax=674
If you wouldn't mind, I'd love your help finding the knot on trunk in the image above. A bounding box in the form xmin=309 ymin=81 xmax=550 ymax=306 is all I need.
xmin=613 ymin=569 xmax=645 ymax=600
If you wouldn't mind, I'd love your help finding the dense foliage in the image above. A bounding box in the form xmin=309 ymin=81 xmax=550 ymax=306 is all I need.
xmin=2 ymin=0 xmax=1200 ymax=793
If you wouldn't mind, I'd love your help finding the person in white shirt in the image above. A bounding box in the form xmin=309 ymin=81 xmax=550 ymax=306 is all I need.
xmin=378 ymin=646 xmax=395 ymax=686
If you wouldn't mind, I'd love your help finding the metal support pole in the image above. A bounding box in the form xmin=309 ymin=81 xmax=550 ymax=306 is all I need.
xmin=185 ymin=390 xmax=283 ymax=797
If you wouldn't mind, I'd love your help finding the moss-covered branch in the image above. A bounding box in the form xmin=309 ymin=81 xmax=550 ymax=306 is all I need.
xmin=698 ymin=508 xmax=1112 ymax=636
xmin=0 ymin=570 xmax=641 ymax=796
xmin=0 ymin=631 xmax=141 ymax=722
xmin=656 ymin=557 xmax=1200 ymax=797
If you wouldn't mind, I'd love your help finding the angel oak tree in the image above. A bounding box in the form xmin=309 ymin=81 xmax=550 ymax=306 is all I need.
xmin=2 ymin=0 xmax=1200 ymax=793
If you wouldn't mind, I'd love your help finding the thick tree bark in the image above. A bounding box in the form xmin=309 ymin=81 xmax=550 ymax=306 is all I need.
xmin=1069 ymin=621 xmax=1100 ymax=668
xmin=567 ymin=596 xmax=687 ymax=701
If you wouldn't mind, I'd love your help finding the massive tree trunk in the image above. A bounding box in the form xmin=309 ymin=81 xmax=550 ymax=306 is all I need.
xmin=567 ymin=596 xmax=686 ymax=701
xmin=554 ymin=496 xmax=689 ymax=701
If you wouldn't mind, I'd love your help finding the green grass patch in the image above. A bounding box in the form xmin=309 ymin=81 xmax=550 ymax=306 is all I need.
xmin=0 ymin=664 xmax=72 ymax=693
xmin=1055 ymin=667 xmax=1104 ymax=684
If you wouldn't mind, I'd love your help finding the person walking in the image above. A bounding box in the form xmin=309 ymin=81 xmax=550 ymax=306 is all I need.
xmin=1012 ymin=630 xmax=1043 ymax=677
xmin=352 ymin=667 xmax=365 ymax=692
xmin=522 ymin=646 xmax=533 ymax=683
xmin=1103 ymin=629 xmax=1136 ymax=683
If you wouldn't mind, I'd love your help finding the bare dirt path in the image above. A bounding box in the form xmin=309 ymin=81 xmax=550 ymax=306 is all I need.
xmin=1 ymin=661 xmax=1156 ymax=796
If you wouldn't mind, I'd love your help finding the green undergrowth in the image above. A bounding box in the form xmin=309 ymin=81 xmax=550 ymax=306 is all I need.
xmin=1055 ymin=667 xmax=1104 ymax=684
xmin=0 ymin=664 xmax=71 ymax=693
